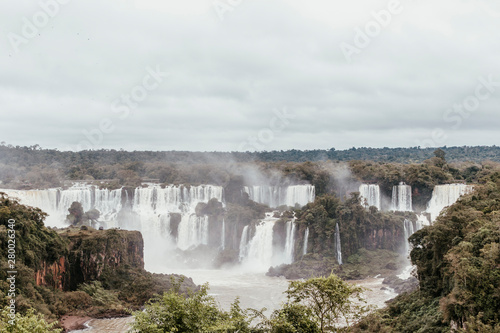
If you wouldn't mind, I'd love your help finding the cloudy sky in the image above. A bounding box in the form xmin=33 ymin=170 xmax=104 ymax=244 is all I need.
xmin=1 ymin=0 xmax=499 ymax=152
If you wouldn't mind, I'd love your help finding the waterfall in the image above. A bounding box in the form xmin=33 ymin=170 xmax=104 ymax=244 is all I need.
xmin=426 ymin=184 xmax=474 ymax=222
xmin=416 ymin=213 xmax=430 ymax=228
xmin=391 ymin=183 xmax=412 ymax=212
xmin=0 ymin=186 xmax=122 ymax=227
xmin=403 ymin=219 xmax=415 ymax=256
xmin=359 ymin=184 xmax=381 ymax=210
xmin=239 ymin=226 xmax=250 ymax=261
xmin=402 ymin=218 xmax=426 ymax=257
xmin=221 ymin=218 xmax=226 ymax=250
xmin=242 ymin=219 xmax=276 ymax=271
xmin=177 ymin=214 xmax=209 ymax=251
xmin=303 ymin=227 xmax=309 ymax=256
xmin=243 ymin=185 xmax=315 ymax=208
xmin=399 ymin=218 xmax=424 ymax=280
xmin=1 ymin=183 xmax=225 ymax=257
xmin=335 ymin=223 xmax=342 ymax=265
xmin=283 ymin=221 xmax=296 ymax=264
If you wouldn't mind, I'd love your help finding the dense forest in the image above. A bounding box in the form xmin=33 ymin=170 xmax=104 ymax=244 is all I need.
xmin=0 ymin=144 xmax=500 ymax=191
xmin=1 ymin=145 xmax=500 ymax=331
xmin=351 ymin=170 xmax=500 ymax=332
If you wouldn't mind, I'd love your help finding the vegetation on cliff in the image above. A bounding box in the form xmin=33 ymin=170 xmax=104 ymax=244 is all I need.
xmin=0 ymin=193 xmax=197 ymax=329
xmin=351 ymin=170 xmax=500 ymax=332
xmin=268 ymin=193 xmax=411 ymax=280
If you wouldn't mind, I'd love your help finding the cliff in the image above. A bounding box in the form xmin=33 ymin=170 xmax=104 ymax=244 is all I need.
xmin=63 ymin=228 xmax=144 ymax=290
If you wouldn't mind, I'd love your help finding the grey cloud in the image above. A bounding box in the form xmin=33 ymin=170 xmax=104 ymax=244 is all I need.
xmin=1 ymin=0 xmax=499 ymax=151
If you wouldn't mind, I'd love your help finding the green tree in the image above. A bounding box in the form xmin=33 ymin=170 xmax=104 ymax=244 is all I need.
xmin=0 ymin=307 xmax=61 ymax=333
xmin=268 ymin=303 xmax=321 ymax=333
xmin=285 ymin=274 xmax=368 ymax=332
xmin=131 ymin=282 xmax=255 ymax=333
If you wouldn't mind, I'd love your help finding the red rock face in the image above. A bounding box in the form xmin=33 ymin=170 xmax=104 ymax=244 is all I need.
xmin=35 ymin=256 xmax=67 ymax=290
xmin=33 ymin=230 xmax=145 ymax=291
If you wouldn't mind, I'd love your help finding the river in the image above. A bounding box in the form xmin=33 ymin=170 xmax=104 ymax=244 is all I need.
xmin=71 ymin=268 xmax=396 ymax=332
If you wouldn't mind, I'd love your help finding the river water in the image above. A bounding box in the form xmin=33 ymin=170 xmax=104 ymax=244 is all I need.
xmin=72 ymin=268 xmax=396 ymax=332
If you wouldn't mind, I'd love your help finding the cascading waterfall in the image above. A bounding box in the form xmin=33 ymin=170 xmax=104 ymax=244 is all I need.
xmin=283 ymin=221 xmax=296 ymax=264
xmin=1 ymin=184 xmax=225 ymax=267
xmin=303 ymin=227 xmax=309 ymax=256
xmin=239 ymin=226 xmax=250 ymax=261
xmin=335 ymin=223 xmax=342 ymax=265
xmin=359 ymin=184 xmax=381 ymax=210
xmin=402 ymin=219 xmax=415 ymax=256
xmin=221 ymin=218 xmax=226 ymax=250
xmin=243 ymin=185 xmax=315 ymax=208
xmin=242 ymin=217 xmax=276 ymax=271
xmin=416 ymin=213 xmax=430 ymax=228
xmin=0 ymin=185 xmax=123 ymax=227
xmin=391 ymin=183 xmax=412 ymax=212
xmin=177 ymin=214 xmax=209 ymax=251
xmin=426 ymin=184 xmax=474 ymax=222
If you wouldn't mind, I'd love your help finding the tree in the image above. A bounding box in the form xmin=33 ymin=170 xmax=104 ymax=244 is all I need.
xmin=285 ymin=274 xmax=368 ymax=332
xmin=131 ymin=281 xmax=255 ymax=333
xmin=84 ymin=208 xmax=100 ymax=225
xmin=66 ymin=201 xmax=84 ymax=225
xmin=0 ymin=307 xmax=62 ymax=333
xmin=268 ymin=303 xmax=321 ymax=333
xmin=434 ymin=148 xmax=446 ymax=161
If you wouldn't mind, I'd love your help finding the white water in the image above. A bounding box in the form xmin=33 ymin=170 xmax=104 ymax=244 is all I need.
xmin=241 ymin=216 xmax=277 ymax=271
xmin=153 ymin=268 xmax=397 ymax=318
xmin=221 ymin=218 xmax=225 ymax=250
xmin=177 ymin=214 xmax=209 ymax=251
xmin=335 ymin=223 xmax=343 ymax=265
xmin=391 ymin=183 xmax=412 ymax=212
xmin=426 ymin=184 xmax=474 ymax=222
xmin=359 ymin=184 xmax=381 ymax=210
xmin=399 ymin=218 xmax=424 ymax=280
xmin=0 ymin=185 xmax=123 ymax=228
xmin=416 ymin=213 xmax=430 ymax=227
xmin=70 ymin=272 xmax=397 ymax=332
xmin=402 ymin=219 xmax=415 ymax=256
xmin=303 ymin=227 xmax=309 ymax=256
xmin=283 ymin=221 xmax=296 ymax=264
xmin=239 ymin=225 xmax=250 ymax=261
xmin=1 ymin=184 xmax=224 ymax=268
xmin=243 ymin=185 xmax=315 ymax=208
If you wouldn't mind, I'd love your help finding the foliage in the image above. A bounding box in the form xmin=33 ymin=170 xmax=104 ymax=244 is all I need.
xmin=294 ymin=193 xmax=407 ymax=263
xmin=77 ymin=281 xmax=120 ymax=307
xmin=410 ymin=177 xmax=500 ymax=327
xmin=133 ymin=274 xmax=370 ymax=333
xmin=267 ymin=303 xmax=321 ymax=333
xmin=285 ymin=274 xmax=368 ymax=332
xmin=132 ymin=282 xmax=256 ymax=333
xmin=66 ymin=201 xmax=84 ymax=225
xmin=350 ymin=291 xmax=448 ymax=333
xmin=352 ymin=172 xmax=500 ymax=331
xmin=0 ymin=306 xmax=62 ymax=333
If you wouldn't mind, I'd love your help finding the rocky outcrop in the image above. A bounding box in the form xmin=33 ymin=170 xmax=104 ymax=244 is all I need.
xmin=34 ymin=257 xmax=67 ymax=290
xmin=34 ymin=228 xmax=145 ymax=291
xmin=65 ymin=228 xmax=144 ymax=290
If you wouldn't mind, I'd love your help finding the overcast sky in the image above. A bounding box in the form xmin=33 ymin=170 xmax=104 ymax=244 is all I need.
xmin=1 ymin=0 xmax=499 ymax=152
